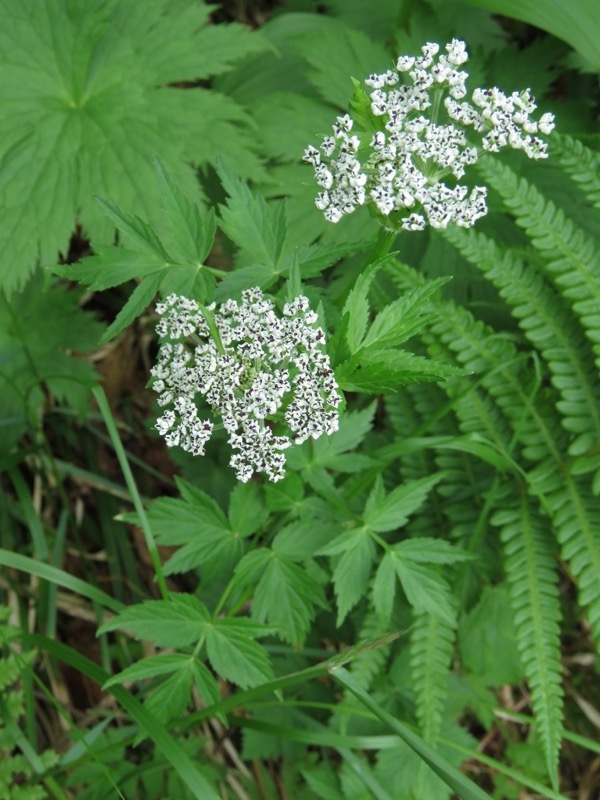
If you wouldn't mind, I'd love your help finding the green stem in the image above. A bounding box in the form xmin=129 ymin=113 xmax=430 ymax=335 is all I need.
xmin=197 ymin=303 xmax=225 ymax=355
xmin=370 ymin=228 xmax=397 ymax=262
xmin=92 ymin=386 xmax=169 ymax=600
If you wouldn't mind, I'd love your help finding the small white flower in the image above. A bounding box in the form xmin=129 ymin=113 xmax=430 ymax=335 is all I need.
xmin=151 ymin=290 xmax=342 ymax=483
xmin=304 ymin=38 xmax=554 ymax=231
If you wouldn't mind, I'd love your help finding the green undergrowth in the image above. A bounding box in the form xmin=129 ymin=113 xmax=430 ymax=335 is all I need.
xmin=1 ymin=0 xmax=599 ymax=798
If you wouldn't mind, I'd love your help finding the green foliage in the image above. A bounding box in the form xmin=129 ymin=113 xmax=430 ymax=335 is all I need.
xmin=0 ymin=608 xmax=58 ymax=799
xmin=0 ymin=0 xmax=269 ymax=294
xmin=0 ymin=276 xmax=102 ymax=453
xmin=463 ymin=0 xmax=600 ymax=70
xmin=2 ymin=3 xmax=599 ymax=798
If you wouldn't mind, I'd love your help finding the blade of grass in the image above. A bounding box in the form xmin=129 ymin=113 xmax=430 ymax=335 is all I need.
xmin=46 ymin=509 xmax=69 ymax=639
xmin=330 ymin=666 xmax=493 ymax=800
xmin=92 ymin=386 xmax=168 ymax=600
xmin=0 ymin=549 xmax=124 ymax=613
xmin=442 ymin=736 xmax=571 ymax=800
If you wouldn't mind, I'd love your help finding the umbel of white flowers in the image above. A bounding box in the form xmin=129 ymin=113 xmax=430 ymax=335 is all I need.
xmin=150 ymin=288 xmax=342 ymax=483
xmin=303 ymin=39 xmax=555 ymax=231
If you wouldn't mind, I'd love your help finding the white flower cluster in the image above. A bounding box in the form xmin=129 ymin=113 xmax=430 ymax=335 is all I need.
xmin=303 ymin=39 xmax=555 ymax=231
xmin=150 ymin=289 xmax=342 ymax=483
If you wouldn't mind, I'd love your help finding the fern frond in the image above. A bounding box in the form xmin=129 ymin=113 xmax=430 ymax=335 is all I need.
xmin=494 ymin=492 xmax=563 ymax=788
xmin=551 ymin=134 xmax=600 ymax=209
xmin=550 ymin=474 xmax=600 ymax=649
xmin=443 ymin=225 xmax=600 ymax=465
xmin=478 ymin=157 xmax=600 ymax=378
xmin=410 ymin=611 xmax=456 ymax=745
xmin=350 ymin=610 xmax=391 ymax=692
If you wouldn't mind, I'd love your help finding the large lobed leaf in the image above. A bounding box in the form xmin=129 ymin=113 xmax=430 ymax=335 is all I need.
xmin=0 ymin=0 xmax=269 ymax=294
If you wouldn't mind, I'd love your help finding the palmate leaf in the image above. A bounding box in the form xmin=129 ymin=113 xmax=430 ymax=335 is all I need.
xmin=0 ymin=0 xmax=269 ymax=294
xmin=234 ymin=548 xmax=327 ymax=647
xmin=57 ymin=171 xmax=218 ymax=341
xmin=99 ymin=595 xmax=273 ymax=689
xmin=138 ymin=479 xmax=257 ymax=581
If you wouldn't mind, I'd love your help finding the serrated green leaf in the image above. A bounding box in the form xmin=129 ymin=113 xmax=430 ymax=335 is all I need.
xmin=98 ymin=595 xmax=210 ymax=648
xmin=458 ymin=586 xmax=523 ymax=685
xmin=247 ymin=551 xmax=327 ymax=646
xmin=364 ymin=475 xmax=442 ymax=533
xmin=228 ymin=482 xmax=268 ymax=538
xmin=99 ymin=272 xmax=162 ymax=343
xmin=94 ymin=196 xmax=170 ymax=260
xmin=146 ymin=481 xmax=241 ymax=580
xmin=56 ymin=248 xmax=163 ymax=291
xmin=217 ymin=161 xmax=287 ymax=268
xmin=362 ymin=278 xmax=451 ymax=350
xmin=264 ymin=472 xmax=304 ymax=514
xmin=310 ymin=403 xmax=376 ymax=469
xmin=155 ymin=158 xmax=216 ymax=265
xmin=323 ymin=528 xmax=376 ymax=626
xmin=214 ymin=264 xmax=282 ymax=301
xmin=342 ymin=256 xmax=394 ymax=354
xmin=272 ymin=517 xmax=338 ymax=560
xmin=145 ymin=662 xmax=194 ymax=723
xmin=336 ymin=348 xmax=465 ymax=393
xmin=395 ymin=539 xmax=473 ymax=565
xmin=0 ymin=0 xmax=268 ymax=293
xmin=372 ymin=553 xmax=396 ymax=624
xmin=392 ymin=558 xmax=456 ymax=624
xmin=205 ymin=619 xmax=273 ymax=689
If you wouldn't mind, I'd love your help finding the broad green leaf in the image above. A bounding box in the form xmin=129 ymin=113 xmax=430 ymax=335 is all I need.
xmin=217 ymin=161 xmax=287 ymax=268
xmin=98 ymin=595 xmax=210 ymax=648
xmin=0 ymin=0 xmax=269 ymax=293
xmin=264 ymin=472 xmax=304 ymax=514
xmin=204 ymin=618 xmax=274 ymax=689
xmin=145 ymin=481 xmax=241 ymax=580
xmin=392 ymin=558 xmax=456 ymax=624
xmin=372 ymin=553 xmax=396 ymax=624
xmin=319 ymin=528 xmax=376 ymax=625
xmin=56 ymin=248 xmax=163 ymax=291
xmin=464 ymin=0 xmax=600 ymax=71
xmin=310 ymin=403 xmax=377 ymax=470
xmin=241 ymin=550 xmax=326 ymax=646
xmin=292 ymin=241 xmax=367 ymax=279
xmin=364 ymin=475 xmax=442 ymax=533
xmin=272 ymin=518 xmax=339 ymax=560
xmin=228 ymin=482 xmax=268 ymax=538
xmin=293 ymin=21 xmax=390 ymax=108
xmin=214 ymin=264 xmax=283 ymax=301
xmin=145 ymin=662 xmax=194 ymax=723
xmin=458 ymin=586 xmax=523 ymax=685
xmin=94 ymin=196 xmax=170 ymax=259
